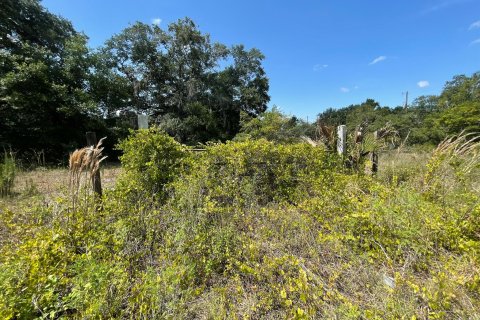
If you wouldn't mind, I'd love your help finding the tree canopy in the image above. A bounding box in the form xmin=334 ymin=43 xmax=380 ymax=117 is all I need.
xmin=0 ymin=1 xmax=269 ymax=160
xmin=92 ymin=18 xmax=269 ymax=144
xmin=0 ymin=0 xmax=103 ymax=160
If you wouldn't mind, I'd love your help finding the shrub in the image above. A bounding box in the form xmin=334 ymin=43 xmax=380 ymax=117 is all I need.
xmin=115 ymin=127 xmax=189 ymax=201
xmin=236 ymin=107 xmax=315 ymax=143
xmin=162 ymin=139 xmax=340 ymax=295
xmin=191 ymin=139 xmax=338 ymax=205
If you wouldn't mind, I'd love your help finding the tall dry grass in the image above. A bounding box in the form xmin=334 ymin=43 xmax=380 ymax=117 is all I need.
xmin=68 ymin=137 xmax=107 ymax=206
xmin=424 ymin=131 xmax=480 ymax=196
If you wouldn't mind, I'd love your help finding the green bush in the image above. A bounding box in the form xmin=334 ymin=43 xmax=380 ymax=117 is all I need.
xmin=192 ymin=139 xmax=338 ymax=204
xmin=116 ymin=127 xmax=190 ymax=201
xmin=236 ymin=107 xmax=315 ymax=143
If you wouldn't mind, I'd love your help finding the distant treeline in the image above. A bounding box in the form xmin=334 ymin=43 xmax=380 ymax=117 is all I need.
xmin=238 ymin=72 xmax=480 ymax=147
xmin=1 ymin=0 xmax=479 ymax=163
xmin=317 ymin=73 xmax=480 ymax=145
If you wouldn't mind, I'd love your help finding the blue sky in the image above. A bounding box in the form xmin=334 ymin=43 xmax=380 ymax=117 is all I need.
xmin=43 ymin=0 xmax=480 ymax=120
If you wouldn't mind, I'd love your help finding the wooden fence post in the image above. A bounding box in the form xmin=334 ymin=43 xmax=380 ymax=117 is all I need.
xmin=365 ymin=131 xmax=379 ymax=175
xmin=337 ymin=125 xmax=346 ymax=156
xmin=372 ymin=131 xmax=379 ymax=174
xmin=85 ymin=132 xmax=103 ymax=198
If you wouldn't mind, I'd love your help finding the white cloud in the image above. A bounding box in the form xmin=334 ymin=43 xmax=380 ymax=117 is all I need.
xmin=422 ymin=0 xmax=472 ymax=14
xmin=313 ymin=64 xmax=328 ymax=71
xmin=152 ymin=18 xmax=162 ymax=26
xmin=470 ymin=38 xmax=480 ymax=46
xmin=417 ymin=80 xmax=430 ymax=88
xmin=369 ymin=55 xmax=386 ymax=65
xmin=469 ymin=20 xmax=480 ymax=30
xmin=340 ymin=87 xmax=350 ymax=93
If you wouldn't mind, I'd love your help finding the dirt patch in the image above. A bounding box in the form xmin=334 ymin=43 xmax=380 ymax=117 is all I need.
xmin=1 ymin=163 xmax=121 ymax=207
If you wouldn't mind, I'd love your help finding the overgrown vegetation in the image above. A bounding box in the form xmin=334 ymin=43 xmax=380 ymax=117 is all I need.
xmin=115 ymin=128 xmax=190 ymax=202
xmin=1 ymin=129 xmax=479 ymax=318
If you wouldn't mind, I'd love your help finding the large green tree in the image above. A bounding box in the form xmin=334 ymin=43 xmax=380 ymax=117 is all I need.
xmin=93 ymin=18 xmax=270 ymax=144
xmin=0 ymin=0 xmax=103 ymax=160
xmin=436 ymin=72 xmax=480 ymax=134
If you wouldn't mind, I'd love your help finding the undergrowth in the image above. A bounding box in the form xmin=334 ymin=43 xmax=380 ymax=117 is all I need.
xmin=0 ymin=128 xmax=479 ymax=319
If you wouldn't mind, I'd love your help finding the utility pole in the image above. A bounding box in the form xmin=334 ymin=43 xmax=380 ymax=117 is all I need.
xmin=403 ymin=91 xmax=409 ymax=109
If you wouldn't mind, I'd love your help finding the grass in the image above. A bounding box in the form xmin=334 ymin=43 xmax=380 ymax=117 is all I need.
xmin=0 ymin=164 xmax=121 ymax=209
xmin=378 ymin=149 xmax=431 ymax=187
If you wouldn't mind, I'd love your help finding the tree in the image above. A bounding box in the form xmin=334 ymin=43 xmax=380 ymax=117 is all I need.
xmin=93 ymin=18 xmax=270 ymax=144
xmin=439 ymin=73 xmax=480 ymax=108
xmin=0 ymin=0 xmax=103 ymax=160
xmin=437 ymin=101 xmax=480 ymax=134
xmin=411 ymin=95 xmax=439 ymax=113
xmin=315 ymin=72 xmax=480 ymax=146
xmin=317 ymin=98 xmax=439 ymax=145
xmin=236 ymin=107 xmax=314 ymax=143
xmin=93 ymin=23 xmax=168 ymax=117
xmin=212 ymin=45 xmax=270 ymax=138
xmin=317 ymin=107 xmax=350 ymax=127
xmin=318 ymin=99 xmax=384 ymax=132
xmin=0 ymin=0 xmax=75 ymax=54
xmin=434 ymin=73 xmax=480 ymax=134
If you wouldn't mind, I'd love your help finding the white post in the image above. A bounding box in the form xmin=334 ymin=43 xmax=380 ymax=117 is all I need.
xmin=337 ymin=125 xmax=346 ymax=156
xmin=137 ymin=114 xmax=149 ymax=129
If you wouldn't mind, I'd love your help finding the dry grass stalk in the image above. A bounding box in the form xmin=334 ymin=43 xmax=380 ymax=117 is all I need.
xmin=424 ymin=131 xmax=480 ymax=193
xmin=317 ymin=123 xmax=335 ymax=146
xmin=69 ymin=137 xmax=107 ymax=206
xmin=431 ymin=131 xmax=480 ymax=175
xmin=302 ymin=123 xmax=336 ymax=149
xmin=301 ymin=136 xmax=320 ymax=147
xmin=354 ymin=120 xmax=369 ymax=144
